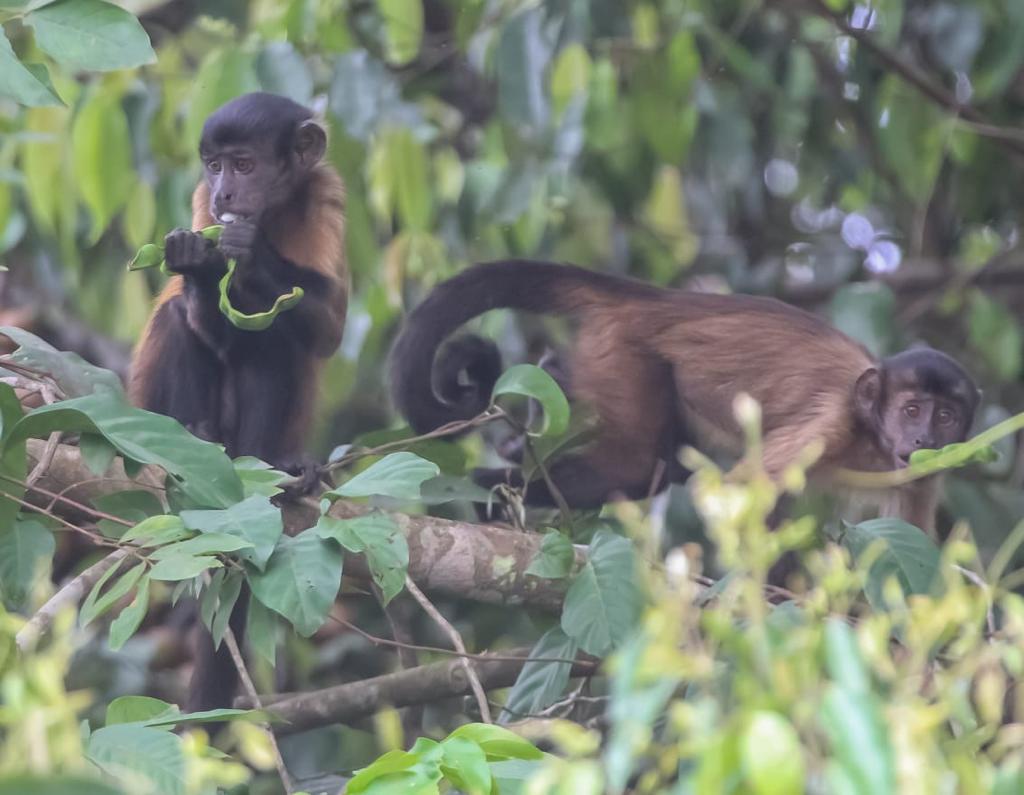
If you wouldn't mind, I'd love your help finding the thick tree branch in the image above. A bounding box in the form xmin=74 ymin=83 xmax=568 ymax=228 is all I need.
xmin=24 ymin=441 xmax=582 ymax=613
xmin=235 ymin=647 xmax=596 ymax=734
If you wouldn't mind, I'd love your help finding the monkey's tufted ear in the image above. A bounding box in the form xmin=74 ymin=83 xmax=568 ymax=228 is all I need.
xmin=294 ymin=119 xmax=327 ymax=167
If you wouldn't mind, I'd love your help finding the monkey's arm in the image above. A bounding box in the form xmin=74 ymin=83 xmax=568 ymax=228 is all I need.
xmin=225 ymin=231 xmax=346 ymax=357
xmin=163 ymin=229 xmax=231 ymax=355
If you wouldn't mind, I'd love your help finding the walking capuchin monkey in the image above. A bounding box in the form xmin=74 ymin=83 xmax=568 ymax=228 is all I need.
xmin=389 ymin=260 xmax=979 ymax=533
xmin=130 ymin=92 xmax=348 ymax=713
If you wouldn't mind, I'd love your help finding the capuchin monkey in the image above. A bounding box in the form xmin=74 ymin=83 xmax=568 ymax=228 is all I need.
xmin=389 ymin=260 xmax=979 ymax=533
xmin=129 ymin=93 xmax=348 ymax=713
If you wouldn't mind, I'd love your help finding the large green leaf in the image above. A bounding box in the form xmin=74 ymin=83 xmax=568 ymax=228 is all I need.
xmin=81 ymin=561 xmax=145 ymax=626
xmin=71 ymin=86 xmax=134 ymax=241
xmin=0 ymin=30 xmax=61 ymax=106
xmin=148 ymin=553 xmax=221 ymax=582
xmin=86 ymin=724 xmax=185 ymax=795
xmin=841 ymin=518 xmax=941 ymax=610
xmin=249 ymin=529 xmax=343 ymax=636
xmin=819 ymin=686 xmax=895 ymax=795
xmin=525 ymin=531 xmax=575 ymax=579
xmin=179 ymin=495 xmax=283 ymax=570
xmin=492 ymin=364 xmax=570 ymax=438
xmin=0 ymin=777 xmax=123 ymax=795
xmin=9 ymin=392 xmax=243 ymax=509
xmin=377 ymin=0 xmax=423 ymax=66
xmin=315 ymin=513 xmax=408 ymax=603
xmin=561 ymin=529 xmax=642 ymax=656
xmin=446 ymin=724 xmax=543 ymax=761
xmin=0 ymin=382 xmax=26 ymax=533
xmin=330 ymin=452 xmax=439 ymax=502
xmin=0 ymin=518 xmax=54 ymax=609
xmin=0 ymin=326 xmax=124 ymax=397
xmin=496 ymin=7 xmax=551 ymax=134
xmin=327 ymin=50 xmax=420 ymax=141
xmin=25 ymin=0 xmax=156 ymax=71
xmin=106 ymin=696 xmax=177 ymax=727
xmin=500 ymin=627 xmax=579 ymax=722
xmin=438 ymin=736 xmax=491 ymax=795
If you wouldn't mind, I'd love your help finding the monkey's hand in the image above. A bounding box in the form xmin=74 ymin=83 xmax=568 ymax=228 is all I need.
xmin=217 ymin=218 xmax=258 ymax=265
xmin=164 ymin=229 xmax=224 ymax=277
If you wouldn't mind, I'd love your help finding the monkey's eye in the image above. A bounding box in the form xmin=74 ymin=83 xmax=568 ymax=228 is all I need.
xmin=904 ymin=404 xmax=920 ymax=419
xmin=936 ymin=408 xmax=955 ymax=425
xmin=206 ymin=160 xmax=222 ymax=174
xmin=235 ymin=158 xmax=253 ymax=174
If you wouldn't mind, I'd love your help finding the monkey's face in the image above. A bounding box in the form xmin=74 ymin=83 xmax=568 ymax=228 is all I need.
xmin=200 ymin=119 xmax=327 ymax=225
xmin=880 ymin=392 xmax=971 ymax=465
xmin=855 ymin=350 xmax=978 ymax=468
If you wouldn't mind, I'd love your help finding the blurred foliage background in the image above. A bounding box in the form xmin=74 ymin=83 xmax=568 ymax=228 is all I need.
xmin=2 ymin=0 xmax=1024 ymax=791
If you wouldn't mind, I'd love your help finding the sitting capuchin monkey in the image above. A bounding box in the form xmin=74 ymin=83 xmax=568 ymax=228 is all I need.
xmin=389 ymin=260 xmax=979 ymax=535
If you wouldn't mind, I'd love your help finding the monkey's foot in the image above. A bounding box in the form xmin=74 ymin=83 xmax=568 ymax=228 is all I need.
xmin=275 ymin=456 xmax=328 ymax=497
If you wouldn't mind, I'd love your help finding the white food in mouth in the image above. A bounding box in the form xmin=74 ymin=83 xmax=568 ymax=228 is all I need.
xmin=218 ymin=212 xmax=240 ymax=223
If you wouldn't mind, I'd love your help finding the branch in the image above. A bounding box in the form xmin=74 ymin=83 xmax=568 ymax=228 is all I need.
xmin=24 ymin=442 xmax=583 ymax=613
xmin=235 ymin=648 xmax=597 ymax=734
xmin=16 ymin=549 xmax=131 ymax=652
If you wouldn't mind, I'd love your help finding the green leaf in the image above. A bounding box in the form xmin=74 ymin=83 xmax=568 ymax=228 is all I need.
xmin=108 ymin=574 xmax=149 ymax=650
xmin=180 ymin=495 xmax=283 ymax=570
xmin=314 ymin=513 xmax=408 ymax=603
xmin=418 ymin=475 xmax=493 ymax=505
xmin=500 ymin=627 xmax=579 ymax=722
xmin=81 ymin=562 xmax=145 ymax=627
xmin=492 ymin=364 xmax=570 ymax=438
xmin=218 ymin=257 xmax=305 ymax=330
xmin=741 ymin=711 xmax=805 ymax=795
xmin=345 ymin=749 xmax=436 ymax=793
xmin=106 ymin=695 xmax=176 ymax=726
xmin=0 ymin=383 xmax=26 ymax=534
xmin=249 ymin=530 xmax=343 ymax=636
xmin=561 ymin=529 xmax=642 ymax=656
xmin=819 ymin=686 xmax=895 ymax=795
xmin=120 ymin=515 xmax=188 ymax=546
xmin=86 ymin=724 xmax=185 ymax=795
xmin=93 ymin=491 xmax=166 ymax=539
xmin=439 ymin=736 xmax=491 ymax=794
xmin=9 ymin=392 xmax=242 ymax=509
xmin=550 ymin=43 xmax=591 ymax=116
xmin=377 ymin=0 xmax=423 ymax=66
xmin=26 ymin=0 xmax=155 ymax=71
xmin=148 ymin=554 xmax=221 ymax=582
xmin=381 ymin=128 xmax=433 ymax=232
xmin=829 ymin=283 xmax=897 ymax=358
xmin=0 ymin=518 xmax=54 ymax=609
xmin=824 ymin=619 xmax=870 ymax=693
xmin=210 ymin=570 xmax=243 ymax=648
xmin=526 ymin=531 xmax=575 ymax=579
xmin=145 ymin=707 xmax=262 ymax=727
xmin=246 ymin=593 xmax=279 ymax=666
xmin=967 ymin=291 xmax=1022 ymax=382
xmin=0 ymin=30 xmax=62 ymax=106
xmin=876 ymin=77 xmax=945 ymax=202
xmin=185 ymin=49 xmax=259 ymax=146
xmin=841 ymin=519 xmax=941 ymax=609
xmin=71 ymin=87 xmax=135 ymax=242
xmin=1 ymin=326 xmax=124 ymax=397
xmin=0 ymin=777 xmax=123 ymax=795
xmin=256 ymin=41 xmax=313 ymax=104
xmin=19 ymin=106 xmax=68 ymax=233
xmin=79 ymin=433 xmax=117 ymax=476
xmin=331 ymin=452 xmax=439 ymax=501
xmin=446 ymin=724 xmax=543 ymax=761
xmin=148 ymin=533 xmax=254 ymax=561
xmin=496 ymin=7 xmax=551 ymax=134
xmin=121 ymin=179 xmax=157 ymax=252
xmin=327 ymin=50 xmax=420 ymax=141
xmin=233 ymin=457 xmax=289 ymax=498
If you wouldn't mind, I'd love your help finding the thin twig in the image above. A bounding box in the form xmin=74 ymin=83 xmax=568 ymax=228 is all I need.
xmin=952 ymin=565 xmax=996 ymax=639
xmin=403 ymin=576 xmax=492 ymax=723
xmin=329 ymin=613 xmax=584 ymax=666
xmin=26 ymin=432 xmax=62 ymax=488
xmin=16 ymin=549 xmax=131 ymax=652
xmin=222 ymin=625 xmax=294 ymax=794
xmin=325 ymin=409 xmax=504 ymax=473
xmin=2 ymin=472 xmax=135 ymax=527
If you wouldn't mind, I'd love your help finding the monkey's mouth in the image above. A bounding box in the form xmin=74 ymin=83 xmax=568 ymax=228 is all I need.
xmin=895 ymin=453 xmax=913 ymax=468
xmin=216 ymin=212 xmax=249 ymax=224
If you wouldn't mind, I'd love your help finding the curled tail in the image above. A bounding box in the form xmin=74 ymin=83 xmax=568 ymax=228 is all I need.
xmin=388 ymin=259 xmax=657 ymax=433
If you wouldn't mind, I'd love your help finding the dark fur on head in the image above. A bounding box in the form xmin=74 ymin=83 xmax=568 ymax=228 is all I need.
xmin=200 ymin=92 xmax=313 ymax=160
xmin=882 ymin=348 xmax=980 ymax=415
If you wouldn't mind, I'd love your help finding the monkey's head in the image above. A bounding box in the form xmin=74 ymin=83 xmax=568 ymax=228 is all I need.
xmin=854 ymin=348 xmax=979 ymax=467
xmin=199 ymin=92 xmax=327 ymax=224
